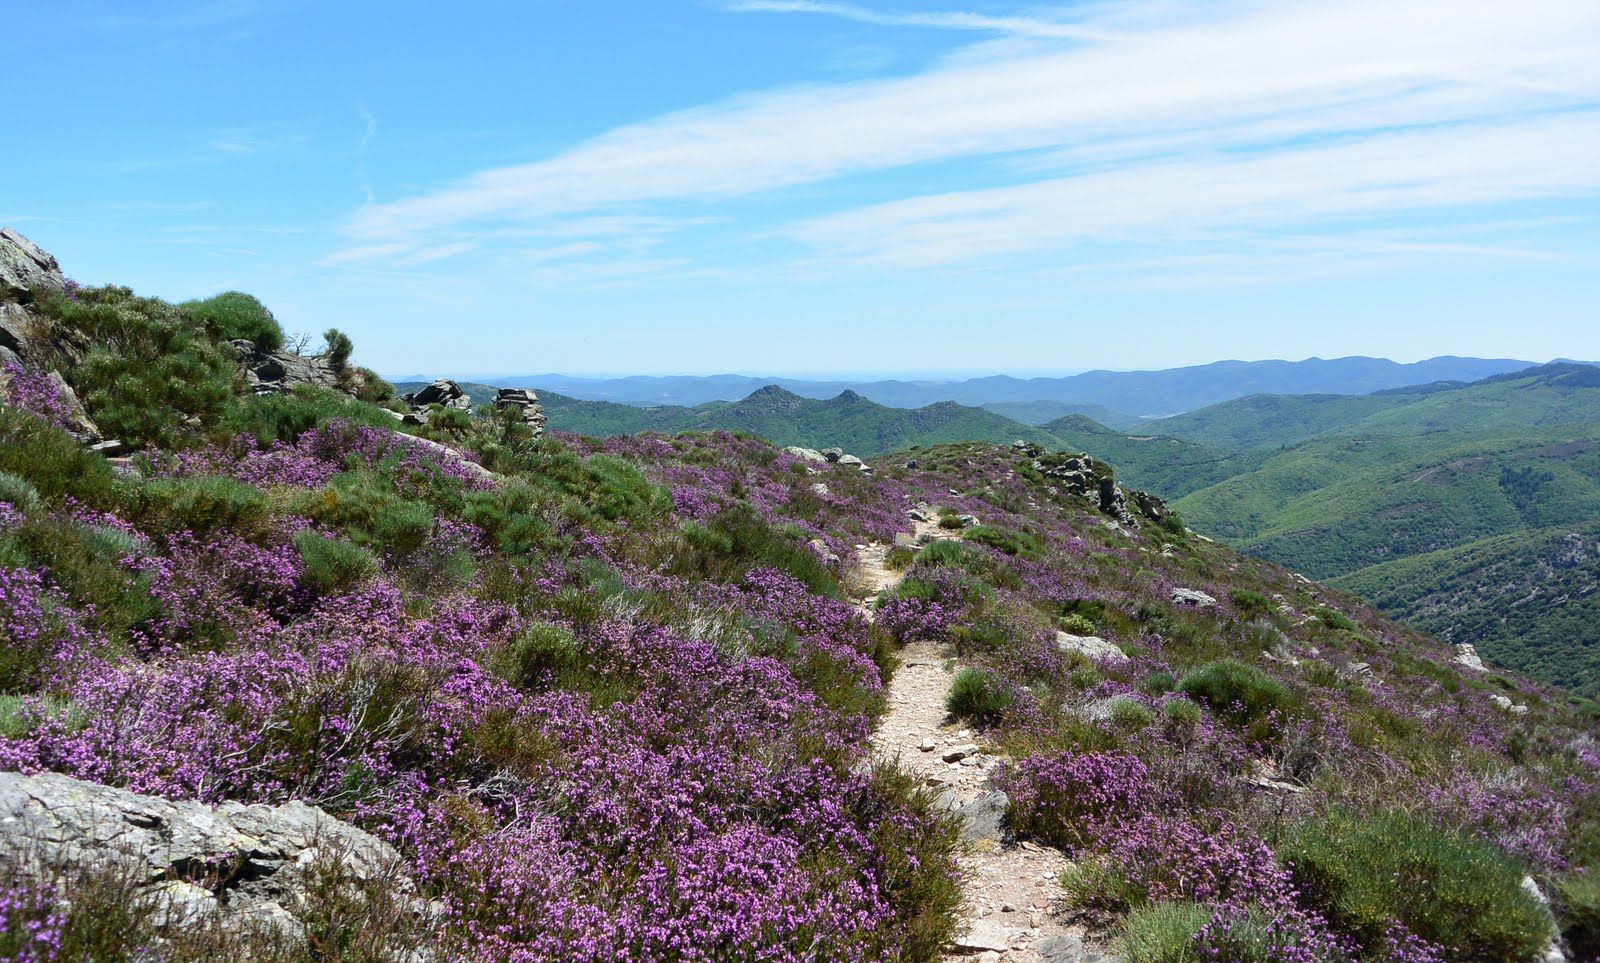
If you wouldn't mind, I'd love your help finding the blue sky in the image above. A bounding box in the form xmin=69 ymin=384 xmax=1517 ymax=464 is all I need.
xmin=6 ymin=0 xmax=1600 ymax=377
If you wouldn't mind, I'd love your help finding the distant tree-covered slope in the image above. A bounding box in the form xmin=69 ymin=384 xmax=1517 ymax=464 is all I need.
xmin=1173 ymin=426 xmax=1600 ymax=579
xmin=1037 ymin=414 xmax=1265 ymax=499
xmin=980 ymin=400 xmax=1143 ymax=429
xmin=539 ymin=385 xmax=1065 ymax=456
xmin=1333 ymin=525 xmax=1600 ymax=697
xmin=1149 ymin=363 xmax=1600 ymax=452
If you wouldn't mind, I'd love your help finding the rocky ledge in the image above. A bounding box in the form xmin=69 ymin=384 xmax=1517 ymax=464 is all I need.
xmin=0 ymin=771 xmax=428 ymax=947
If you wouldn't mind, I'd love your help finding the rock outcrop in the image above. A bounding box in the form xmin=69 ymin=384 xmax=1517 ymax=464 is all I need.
xmin=0 ymin=228 xmax=67 ymax=298
xmin=0 ymin=771 xmax=425 ymax=945
xmin=230 ymin=338 xmax=346 ymax=396
xmin=493 ymin=388 xmax=547 ymax=436
xmin=405 ymin=379 xmax=471 ymax=412
xmin=1018 ymin=443 xmax=1166 ymax=528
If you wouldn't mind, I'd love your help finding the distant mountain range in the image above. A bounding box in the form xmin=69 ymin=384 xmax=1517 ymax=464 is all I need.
xmin=397 ymin=355 xmax=1543 ymax=418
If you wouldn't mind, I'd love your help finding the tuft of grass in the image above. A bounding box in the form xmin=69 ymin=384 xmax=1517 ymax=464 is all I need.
xmin=946 ymin=667 xmax=1013 ymax=724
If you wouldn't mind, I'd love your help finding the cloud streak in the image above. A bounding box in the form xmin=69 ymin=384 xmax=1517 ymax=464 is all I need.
xmin=725 ymin=1 xmax=1103 ymax=39
xmin=335 ymin=0 xmax=1600 ymax=267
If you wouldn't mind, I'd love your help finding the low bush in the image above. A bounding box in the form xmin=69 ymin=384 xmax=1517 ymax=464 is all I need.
xmin=946 ymin=667 xmax=1012 ymax=723
xmin=294 ymin=531 xmax=377 ymax=598
xmin=1119 ymin=902 xmax=1211 ymax=963
xmin=182 ymin=291 xmax=284 ymax=351
xmin=0 ymin=408 xmax=117 ymax=506
xmin=675 ymin=504 xmax=838 ymax=597
xmin=1558 ymin=872 xmax=1600 ymax=961
xmin=290 ymin=475 xmax=434 ymax=557
xmin=1284 ymin=809 xmax=1553 ymax=961
xmin=1002 ymin=752 xmax=1152 ymax=851
xmin=1313 ymin=606 xmax=1358 ymax=632
xmin=964 ymin=525 xmax=1042 ymax=559
xmin=1177 ymin=659 xmax=1297 ymax=732
xmin=134 ymin=475 xmax=271 ymax=536
xmin=1059 ymin=613 xmax=1096 ymax=635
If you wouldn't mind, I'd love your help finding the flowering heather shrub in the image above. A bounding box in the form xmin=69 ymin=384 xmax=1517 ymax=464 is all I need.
xmin=1 ymin=362 xmax=73 ymax=431
xmin=1000 ymin=752 xmax=1154 ymax=850
xmin=0 ymin=566 xmax=97 ymax=691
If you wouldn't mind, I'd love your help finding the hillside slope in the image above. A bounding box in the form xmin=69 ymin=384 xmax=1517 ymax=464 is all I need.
xmin=5 ymin=230 xmax=1597 ymax=961
xmin=1334 ymin=525 xmax=1600 ymax=697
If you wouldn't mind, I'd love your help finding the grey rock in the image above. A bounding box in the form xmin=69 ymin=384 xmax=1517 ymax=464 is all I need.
xmin=1171 ymin=588 xmax=1218 ymax=608
xmin=405 ymin=378 xmax=469 ymax=411
xmin=836 ymin=453 xmax=870 ymax=472
xmin=1055 ymin=632 xmax=1129 ymax=663
xmin=1452 ymin=643 xmax=1488 ymax=672
xmin=783 ymin=446 xmax=827 ymax=463
xmin=1035 ymin=935 xmax=1087 ymax=963
xmin=942 ymin=744 xmax=980 ymax=763
xmin=953 ymin=920 xmax=1014 ymax=952
xmin=0 ymin=771 xmax=425 ymax=945
xmin=820 ymin=447 xmax=845 ymax=462
xmin=957 ymin=790 xmax=1008 ymax=843
xmin=229 ymin=339 xmax=345 ymax=397
xmin=0 ymin=228 xmax=67 ymax=298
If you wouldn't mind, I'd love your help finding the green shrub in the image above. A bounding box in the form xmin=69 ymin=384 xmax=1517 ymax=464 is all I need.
xmin=674 ymin=503 xmax=837 ymax=598
xmin=964 ymin=525 xmax=1042 ymax=559
xmin=1108 ymin=698 xmax=1155 ymax=731
xmin=1558 ymin=872 xmax=1600 ymax=960
xmin=884 ymin=545 xmax=915 ymax=571
xmin=1313 ymin=606 xmax=1358 ymax=632
xmin=182 ymin=291 xmax=283 ymax=351
xmin=1142 ymin=672 xmax=1177 ymax=695
xmin=1119 ymin=902 xmax=1210 ymax=962
xmin=42 ymin=286 xmax=238 ymax=448
xmin=916 ymin=539 xmax=971 ymax=567
xmin=500 ymin=624 xmax=585 ymax=690
xmin=323 ymin=327 xmax=354 ymax=369
xmin=1284 ymin=809 xmax=1553 ymax=961
xmin=1228 ymin=589 xmax=1274 ymax=617
xmin=0 ymin=471 xmax=41 ymax=514
xmin=222 ymin=387 xmax=397 ymax=445
xmin=134 ymin=475 xmax=269 ymax=535
xmin=294 ymin=531 xmax=377 ymax=598
xmin=1177 ymin=659 xmax=1296 ymax=730
xmin=1059 ymin=613 xmax=1096 ymax=635
xmin=290 ymin=476 xmax=434 ymax=557
xmin=1161 ymin=698 xmax=1202 ymax=729
xmin=1120 ymin=902 xmax=1320 ymax=963
xmin=946 ymin=667 xmax=1012 ymax=723
xmin=0 ymin=408 xmax=117 ymax=506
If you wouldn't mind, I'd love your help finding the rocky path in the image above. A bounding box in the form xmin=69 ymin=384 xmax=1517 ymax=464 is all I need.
xmin=851 ymin=521 xmax=1107 ymax=963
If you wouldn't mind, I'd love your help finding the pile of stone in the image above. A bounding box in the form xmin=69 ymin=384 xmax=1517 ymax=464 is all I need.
xmin=493 ymin=388 xmax=547 ymax=436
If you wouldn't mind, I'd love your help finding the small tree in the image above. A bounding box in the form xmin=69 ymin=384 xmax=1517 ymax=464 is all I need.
xmin=323 ymin=328 xmax=354 ymax=370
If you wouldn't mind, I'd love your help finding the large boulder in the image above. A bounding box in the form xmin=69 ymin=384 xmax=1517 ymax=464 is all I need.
xmin=1055 ymin=632 xmax=1130 ymax=663
xmin=0 ymin=228 xmax=67 ymax=299
xmin=405 ymin=379 xmax=470 ymax=412
xmin=0 ymin=771 xmax=426 ymax=945
xmin=228 ymin=339 xmax=345 ymax=396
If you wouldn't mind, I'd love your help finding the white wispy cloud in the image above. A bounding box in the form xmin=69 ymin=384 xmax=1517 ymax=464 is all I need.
xmin=333 ymin=0 xmax=1600 ymax=267
xmin=724 ymin=1 xmax=1103 ymax=40
xmin=791 ymin=112 xmax=1600 ymax=264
